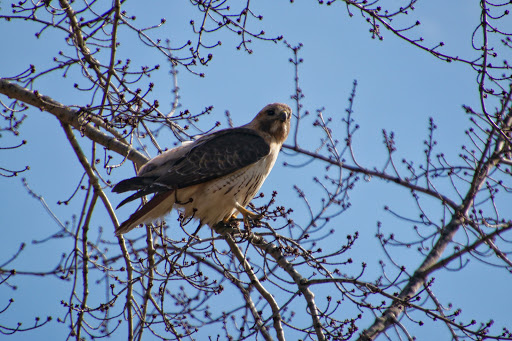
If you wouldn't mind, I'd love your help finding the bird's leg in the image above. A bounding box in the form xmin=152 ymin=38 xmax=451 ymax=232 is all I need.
xmin=222 ymin=214 xmax=239 ymax=223
xmin=235 ymin=203 xmax=262 ymax=228
xmin=220 ymin=214 xmax=242 ymax=231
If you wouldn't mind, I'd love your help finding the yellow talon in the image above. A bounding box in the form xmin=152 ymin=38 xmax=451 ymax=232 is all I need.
xmin=235 ymin=203 xmax=262 ymax=228
xmin=222 ymin=214 xmax=239 ymax=223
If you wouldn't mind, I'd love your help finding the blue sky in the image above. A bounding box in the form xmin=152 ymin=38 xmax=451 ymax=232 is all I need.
xmin=1 ymin=0 xmax=510 ymax=340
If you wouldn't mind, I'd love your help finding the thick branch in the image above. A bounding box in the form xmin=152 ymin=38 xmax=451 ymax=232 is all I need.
xmin=220 ymin=231 xmax=284 ymax=341
xmin=249 ymin=233 xmax=326 ymax=341
xmin=0 ymin=78 xmax=148 ymax=167
xmin=61 ymin=121 xmax=136 ymax=339
xmin=357 ymin=114 xmax=511 ymax=340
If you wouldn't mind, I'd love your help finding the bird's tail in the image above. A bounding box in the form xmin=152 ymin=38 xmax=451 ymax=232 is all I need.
xmin=115 ymin=191 xmax=175 ymax=236
xmin=112 ymin=176 xmax=158 ymax=193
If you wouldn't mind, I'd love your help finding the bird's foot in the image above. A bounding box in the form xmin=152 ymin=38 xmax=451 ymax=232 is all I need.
xmin=235 ymin=203 xmax=263 ymax=230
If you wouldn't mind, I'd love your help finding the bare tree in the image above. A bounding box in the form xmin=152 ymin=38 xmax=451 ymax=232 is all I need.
xmin=1 ymin=1 xmax=511 ymax=340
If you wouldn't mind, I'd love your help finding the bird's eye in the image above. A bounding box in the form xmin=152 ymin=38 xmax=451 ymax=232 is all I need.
xmin=267 ymin=109 xmax=275 ymax=116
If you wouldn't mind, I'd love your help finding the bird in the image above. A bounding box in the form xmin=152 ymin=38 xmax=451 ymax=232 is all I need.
xmin=112 ymin=103 xmax=292 ymax=235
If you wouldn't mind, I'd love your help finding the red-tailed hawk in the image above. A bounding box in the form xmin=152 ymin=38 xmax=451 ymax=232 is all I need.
xmin=113 ymin=103 xmax=291 ymax=235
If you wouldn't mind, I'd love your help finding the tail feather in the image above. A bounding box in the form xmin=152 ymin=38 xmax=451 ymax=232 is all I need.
xmin=116 ymin=187 xmax=156 ymax=209
xmin=115 ymin=191 xmax=175 ymax=236
xmin=112 ymin=176 xmax=158 ymax=193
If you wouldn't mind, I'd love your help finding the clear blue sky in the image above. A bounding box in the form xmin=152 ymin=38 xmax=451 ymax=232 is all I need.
xmin=1 ymin=0 xmax=510 ymax=340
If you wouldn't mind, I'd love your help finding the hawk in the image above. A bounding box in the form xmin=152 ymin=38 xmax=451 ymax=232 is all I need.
xmin=112 ymin=103 xmax=292 ymax=235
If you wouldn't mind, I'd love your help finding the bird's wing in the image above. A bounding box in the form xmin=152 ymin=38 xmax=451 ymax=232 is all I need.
xmin=112 ymin=128 xmax=270 ymax=207
xmin=156 ymin=128 xmax=270 ymax=189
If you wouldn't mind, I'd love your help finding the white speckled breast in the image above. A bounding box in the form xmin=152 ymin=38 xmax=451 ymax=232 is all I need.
xmin=173 ymin=142 xmax=281 ymax=226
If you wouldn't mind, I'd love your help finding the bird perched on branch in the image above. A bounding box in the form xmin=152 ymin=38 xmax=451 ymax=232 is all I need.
xmin=112 ymin=103 xmax=292 ymax=235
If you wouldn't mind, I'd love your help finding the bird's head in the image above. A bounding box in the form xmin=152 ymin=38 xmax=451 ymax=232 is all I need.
xmin=249 ymin=103 xmax=292 ymax=144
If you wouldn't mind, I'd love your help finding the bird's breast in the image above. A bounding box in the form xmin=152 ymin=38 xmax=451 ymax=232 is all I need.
xmin=174 ymin=143 xmax=281 ymax=226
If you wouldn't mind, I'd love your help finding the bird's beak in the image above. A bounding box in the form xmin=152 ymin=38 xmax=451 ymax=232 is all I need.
xmin=279 ymin=111 xmax=288 ymax=122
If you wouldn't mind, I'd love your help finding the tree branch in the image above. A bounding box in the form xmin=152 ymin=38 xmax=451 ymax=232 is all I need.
xmin=0 ymin=78 xmax=148 ymax=167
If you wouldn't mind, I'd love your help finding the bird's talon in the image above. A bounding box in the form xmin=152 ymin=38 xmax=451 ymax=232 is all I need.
xmin=251 ymin=213 xmax=263 ymax=221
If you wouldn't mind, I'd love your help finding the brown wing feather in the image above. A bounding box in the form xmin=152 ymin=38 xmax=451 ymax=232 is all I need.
xmin=155 ymin=128 xmax=269 ymax=189
xmin=113 ymin=128 xmax=270 ymax=207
